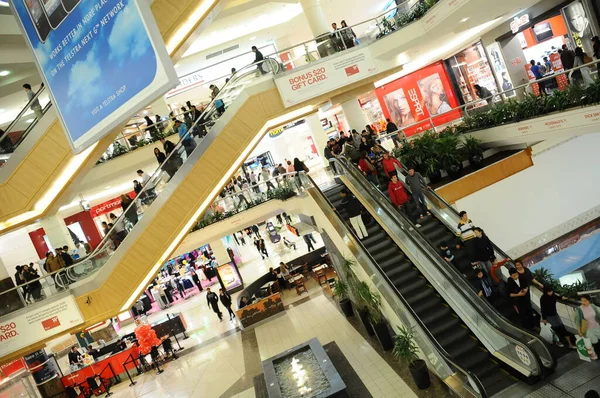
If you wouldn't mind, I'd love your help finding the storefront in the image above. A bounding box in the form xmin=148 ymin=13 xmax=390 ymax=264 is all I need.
xmin=485 ymin=0 xmax=599 ymax=96
xmin=374 ymin=61 xmax=462 ymax=136
xmin=358 ymin=92 xmax=387 ymax=132
xmin=444 ymin=41 xmax=501 ymax=106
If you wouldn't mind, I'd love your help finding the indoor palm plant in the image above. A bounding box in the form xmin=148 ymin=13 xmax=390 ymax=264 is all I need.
xmin=353 ymin=281 xmax=376 ymax=337
xmin=393 ymin=325 xmax=430 ymax=389
xmin=365 ymin=287 xmax=393 ymax=351
xmin=460 ymin=136 xmax=484 ymax=169
xmin=435 ymin=134 xmax=462 ymax=180
xmin=333 ymin=280 xmax=353 ymax=317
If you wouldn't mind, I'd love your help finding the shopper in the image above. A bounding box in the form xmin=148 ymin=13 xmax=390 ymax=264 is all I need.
xmin=144 ymin=116 xmax=160 ymax=141
xmin=303 ymin=233 xmax=316 ymax=252
xmin=342 ymin=140 xmax=360 ymax=163
xmin=278 ymin=262 xmax=290 ymax=287
xmin=174 ymin=120 xmax=195 ymax=156
xmin=455 ymin=211 xmax=475 ymax=243
xmin=593 ymin=36 xmax=600 ymax=59
xmin=561 ymin=44 xmax=576 ymax=70
xmin=330 ymin=23 xmax=343 ymax=51
xmin=258 ymin=238 xmax=269 ymax=259
xmin=340 ymin=20 xmax=356 ymax=49
xmin=252 ymin=46 xmax=266 ymax=74
xmin=475 ymin=269 xmax=494 ymax=301
xmin=23 ymin=264 xmax=42 ymax=301
xmin=324 ymin=139 xmax=338 ymax=174
xmin=381 ymin=152 xmax=402 ymax=178
xmin=385 ymin=118 xmax=398 ymax=135
xmin=121 ymin=194 xmax=139 ymax=226
xmin=68 ymin=346 xmax=82 ymax=366
xmin=45 ymin=251 xmax=65 ymax=289
xmin=251 ymin=225 xmax=261 ymax=238
xmin=59 ymin=247 xmax=74 ymax=267
xmin=388 ymin=174 xmax=409 ymax=209
xmin=191 ymin=270 xmax=203 ymax=292
xmin=339 ymin=189 xmax=368 ymax=239
xmin=260 ymin=167 xmax=276 ymax=191
xmin=472 ymin=228 xmax=495 ymax=277
xmin=507 ymin=268 xmax=535 ymax=329
xmin=473 ymin=84 xmax=493 ymax=104
xmin=515 ymin=261 xmax=544 ymax=291
xmin=404 ymin=168 xmax=429 ymax=218
xmin=23 ymin=83 xmax=43 ymax=119
xmin=529 ymin=60 xmax=547 ymax=96
xmin=439 ymin=242 xmax=454 ymax=263
xmin=101 ymin=221 xmax=110 ymax=236
xmin=574 ymin=47 xmax=595 ymax=87
xmin=540 ymin=287 xmax=575 ymax=349
xmin=219 ymin=288 xmax=235 ymax=320
xmin=206 ymin=288 xmax=223 ymax=321
xmin=576 ymin=294 xmax=600 ymax=352
xmin=358 ymin=151 xmax=378 ymax=186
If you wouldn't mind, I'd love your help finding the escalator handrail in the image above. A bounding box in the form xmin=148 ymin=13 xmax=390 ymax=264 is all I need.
xmin=335 ymin=157 xmax=554 ymax=374
xmin=302 ymin=172 xmax=488 ymax=398
xmin=0 ymin=85 xmax=47 ymax=136
xmin=85 ymin=58 xmax=280 ymax=259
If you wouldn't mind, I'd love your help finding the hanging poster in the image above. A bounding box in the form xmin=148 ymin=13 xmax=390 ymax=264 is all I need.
xmin=10 ymin=0 xmax=178 ymax=153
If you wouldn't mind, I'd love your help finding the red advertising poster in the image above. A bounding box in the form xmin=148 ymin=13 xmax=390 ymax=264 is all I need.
xmin=89 ymin=191 xmax=136 ymax=218
xmin=549 ymin=53 xmax=569 ymax=91
xmin=375 ymin=61 xmax=461 ymax=136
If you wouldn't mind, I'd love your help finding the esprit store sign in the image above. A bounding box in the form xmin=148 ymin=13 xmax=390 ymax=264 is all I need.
xmin=0 ymin=296 xmax=83 ymax=358
xmin=510 ymin=14 xmax=530 ymax=33
xmin=275 ymin=48 xmax=378 ymax=107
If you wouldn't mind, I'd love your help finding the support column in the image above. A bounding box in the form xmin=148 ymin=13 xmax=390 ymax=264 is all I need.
xmin=208 ymin=239 xmax=231 ymax=266
xmin=151 ymin=97 xmax=171 ymax=118
xmin=300 ymin=0 xmax=330 ymax=37
xmin=39 ymin=215 xmax=72 ymax=252
xmin=306 ymin=113 xmax=329 ymax=167
xmin=340 ymin=98 xmax=370 ymax=132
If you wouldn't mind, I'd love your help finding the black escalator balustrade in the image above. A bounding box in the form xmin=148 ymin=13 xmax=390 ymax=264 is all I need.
xmin=324 ymin=183 xmax=517 ymax=396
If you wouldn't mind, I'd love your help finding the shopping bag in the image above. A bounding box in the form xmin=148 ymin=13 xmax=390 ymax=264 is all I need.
xmin=575 ymin=336 xmax=597 ymax=361
xmin=539 ymin=322 xmax=555 ymax=344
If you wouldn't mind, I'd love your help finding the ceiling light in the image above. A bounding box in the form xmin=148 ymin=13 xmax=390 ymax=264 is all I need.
xmin=250 ymin=36 xmax=256 ymax=41
xmin=105 ymin=186 xmax=111 ymax=189
xmin=0 ymin=71 xmax=10 ymax=76
xmin=460 ymin=17 xmax=470 ymax=23
xmin=26 ymin=119 xmax=34 ymax=123
xmin=0 ymin=2 xmax=7 ymax=8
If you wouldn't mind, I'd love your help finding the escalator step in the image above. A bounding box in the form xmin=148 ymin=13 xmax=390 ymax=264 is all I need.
xmin=456 ymin=350 xmax=490 ymax=370
xmin=418 ymin=220 xmax=439 ymax=234
xmin=384 ymin=260 xmax=413 ymax=276
xmin=479 ymin=368 xmax=508 ymax=389
xmin=367 ymin=239 xmax=392 ymax=253
xmin=411 ymin=295 xmax=442 ymax=314
xmin=483 ymin=372 xmax=517 ymax=397
xmin=362 ymin=232 xmax=387 ymax=246
xmin=371 ymin=246 xmax=401 ymax=262
xmin=396 ymin=278 xmax=427 ymax=295
xmin=405 ymin=288 xmax=435 ymax=305
xmin=390 ymin=270 xmax=421 ymax=287
xmin=429 ymin=316 xmax=461 ymax=336
xmin=437 ymin=327 xmax=470 ymax=347
xmin=471 ymin=359 xmax=500 ymax=379
xmin=423 ymin=228 xmax=448 ymax=242
xmin=446 ymin=338 xmax=480 ymax=358
xmin=420 ymin=306 xmax=452 ymax=325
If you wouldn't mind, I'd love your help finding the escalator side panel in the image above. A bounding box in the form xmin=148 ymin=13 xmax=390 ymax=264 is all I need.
xmin=73 ymin=88 xmax=294 ymax=325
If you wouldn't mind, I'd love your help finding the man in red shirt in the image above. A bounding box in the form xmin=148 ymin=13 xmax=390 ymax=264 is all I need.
xmin=388 ymin=175 xmax=420 ymax=227
xmin=381 ymin=152 xmax=402 ymax=178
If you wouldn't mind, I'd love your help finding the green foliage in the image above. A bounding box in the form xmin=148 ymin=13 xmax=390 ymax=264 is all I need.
xmin=530 ymin=267 xmax=596 ymax=299
xmin=460 ymin=136 xmax=483 ymax=159
xmin=352 ymin=281 xmax=383 ymax=324
xmin=333 ymin=280 xmax=350 ymax=300
xmin=393 ymin=325 xmax=419 ymax=364
xmin=266 ymin=187 xmax=297 ymax=201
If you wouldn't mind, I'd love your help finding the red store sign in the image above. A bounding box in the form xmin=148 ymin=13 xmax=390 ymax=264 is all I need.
xmin=89 ymin=191 xmax=135 ymax=218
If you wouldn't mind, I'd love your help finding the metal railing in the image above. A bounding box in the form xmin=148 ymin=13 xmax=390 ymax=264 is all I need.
xmin=0 ymin=59 xmax=281 ymax=317
xmin=0 ymin=85 xmax=52 ymax=160
xmin=299 ymin=170 xmax=487 ymax=397
xmin=335 ymin=157 xmax=554 ymax=376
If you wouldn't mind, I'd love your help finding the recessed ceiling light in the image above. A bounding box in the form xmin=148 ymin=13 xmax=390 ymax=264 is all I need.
xmin=0 ymin=71 xmax=10 ymax=76
xmin=105 ymin=186 xmax=111 ymax=189
xmin=250 ymin=36 xmax=256 ymax=41
xmin=26 ymin=119 xmax=34 ymax=123
xmin=460 ymin=17 xmax=469 ymax=23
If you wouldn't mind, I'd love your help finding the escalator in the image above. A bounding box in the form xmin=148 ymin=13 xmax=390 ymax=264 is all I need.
xmin=323 ymin=183 xmax=517 ymax=396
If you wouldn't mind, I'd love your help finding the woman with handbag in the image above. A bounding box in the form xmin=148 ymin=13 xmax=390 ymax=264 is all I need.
xmin=576 ymin=294 xmax=600 ymax=354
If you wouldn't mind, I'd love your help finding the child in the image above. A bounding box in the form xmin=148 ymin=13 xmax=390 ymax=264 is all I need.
xmin=439 ymin=242 xmax=454 ymax=262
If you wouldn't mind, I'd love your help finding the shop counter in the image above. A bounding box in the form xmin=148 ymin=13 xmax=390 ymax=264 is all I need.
xmin=235 ymin=292 xmax=284 ymax=328
xmin=61 ymin=346 xmax=139 ymax=388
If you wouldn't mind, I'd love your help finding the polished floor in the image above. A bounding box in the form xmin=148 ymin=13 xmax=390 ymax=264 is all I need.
xmin=105 ymin=295 xmax=418 ymax=398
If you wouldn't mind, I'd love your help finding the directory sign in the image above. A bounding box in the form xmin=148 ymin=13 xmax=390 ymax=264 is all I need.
xmin=11 ymin=0 xmax=178 ymax=153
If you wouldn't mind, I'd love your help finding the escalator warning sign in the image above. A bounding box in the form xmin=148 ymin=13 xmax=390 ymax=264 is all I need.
xmin=515 ymin=345 xmax=531 ymax=366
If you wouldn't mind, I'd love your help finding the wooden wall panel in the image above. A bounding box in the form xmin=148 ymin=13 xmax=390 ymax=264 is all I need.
xmin=435 ymin=149 xmax=533 ymax=205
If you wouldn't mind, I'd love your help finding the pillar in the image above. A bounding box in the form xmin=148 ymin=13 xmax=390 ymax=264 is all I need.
xmin=208 ymin=239 xmax=231 ymax=266
xmin=0 ymin=257 xmax=9 ymax=280
xmin=151 ymin=97 xmax=171 ymax=118
xmin=300 ymin=0 xmax=330 ymax=37
xmin=39 ymin=215 xmax=72 ymax=252
xmin=340 ymin=98 xmax=370 ymax=132
xmin=306 ymin=113 xmax=329 ymax=167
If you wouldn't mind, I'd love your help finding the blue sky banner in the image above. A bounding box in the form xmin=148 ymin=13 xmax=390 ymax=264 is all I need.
xmin=11 ymin=0 xmax=178 ymax=153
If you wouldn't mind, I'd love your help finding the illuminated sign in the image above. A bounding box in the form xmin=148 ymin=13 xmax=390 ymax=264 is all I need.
xmin=510 ymin=14 xmax=530 ymax=33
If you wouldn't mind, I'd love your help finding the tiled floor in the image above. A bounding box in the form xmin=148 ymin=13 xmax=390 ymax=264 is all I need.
xmin=101 ymin=294 xmax=419 ymax=398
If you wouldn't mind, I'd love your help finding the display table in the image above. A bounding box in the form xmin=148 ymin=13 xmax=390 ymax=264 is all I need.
xmin=61 ymin=346 xmax=140 ymax=389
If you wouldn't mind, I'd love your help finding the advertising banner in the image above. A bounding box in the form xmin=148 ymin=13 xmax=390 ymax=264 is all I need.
xmin=275 ymin=48 xmax=378 ymax=107
xmin=562 ymin=1 xmax=597 ymax=57
xmin=216 ymin=262 xmax=243 ymax=292
xmin=486 ymin=42 xmax=515 ymax=98
xmin=24 ymin=349 xmax=58 ymax=385
xmin=11 ymin=0 xmax=178 ymax=153
xmin=0 ymin=296 xmax=84 ymax=358
xmin=549 ymin=53 xmax=570 ymax=91
xmin=375 ymin=61 xmax=461 ymax=136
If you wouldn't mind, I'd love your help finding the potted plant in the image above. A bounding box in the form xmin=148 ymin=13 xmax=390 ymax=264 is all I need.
xmin=333 ymin=280 xmax=354 ymax=317
xmin=423 ymin=157 xmax=441 ymax=184
xmin=435 ymin=134 xmax=462 ymax=180
xmin=460 ymin=136 xmax=484 ymax=170
xmin=353 ymin=281 xmax=375 ymax=336
xmin=393 ymin=325 xmax=430 ymax=389
xmin=364 ymin=288 xmax=394 ymax=351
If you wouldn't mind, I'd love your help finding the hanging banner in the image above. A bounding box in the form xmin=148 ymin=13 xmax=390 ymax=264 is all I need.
xmin=375 ymin=61 xmax=461 ymax=136
xmin=10 ymin=0 xmax=178 ymax=154
xmin=0 ymin=296 xmax=84 ymax=358
xmin=275 ymin=48 xmax=378 ymax=107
